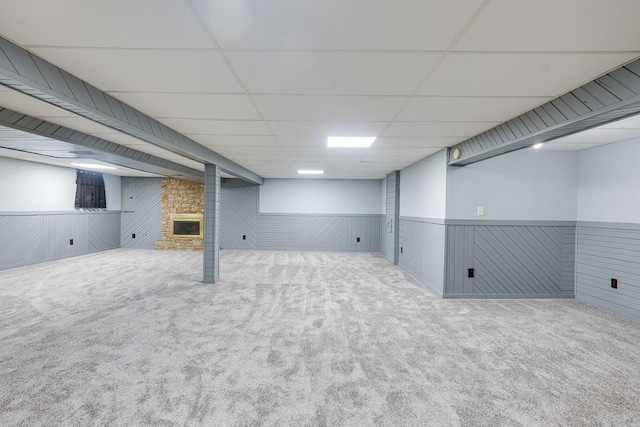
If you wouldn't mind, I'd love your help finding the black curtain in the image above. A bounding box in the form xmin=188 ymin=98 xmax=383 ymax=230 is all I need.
xmin=75 ymin=170 xmax=107 ymax=209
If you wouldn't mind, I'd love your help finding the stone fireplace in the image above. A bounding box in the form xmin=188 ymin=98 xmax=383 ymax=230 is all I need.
xmin=156 ymin=178 xmax=204 ymax=251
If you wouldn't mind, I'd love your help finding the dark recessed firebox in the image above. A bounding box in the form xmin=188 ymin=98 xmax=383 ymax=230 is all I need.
xmin=169 ymin=213 xmax=203 ymax=239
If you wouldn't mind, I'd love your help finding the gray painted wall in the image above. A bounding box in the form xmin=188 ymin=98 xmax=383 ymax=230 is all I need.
xmin=576 ymin=222 xmax=640 ymax=322
xmin=257 ymin=214 xmax=381 ymax=252
xmin=394 ymin=151 xmax=447 ymax=294
xmin=220 ymin=178 xmax=258 ymax=249
xmin=446 ymin=149 xmax=578 ymax=221
xmin=0 ymin=157 xmax=121 ymax=271
xmin=221 ymin=179 xmax=381 ymax=252
xmin=400 ymin=149 xmax=447 ymax=218
xmin=120 ymin=177 xmax=161 ymax=249
xmin=577 ymin=138 xmax=640 ymax=223
xmin=0 ymin=156 xmax=122 ymax=212
xmin=259 ymin=178 xmax=383 ymax=214
xmin=575 ymin=139 xmax=640 ymax=322
xmin=399 ymin=218 xmax=445 ymax=296
xmin=0 ymin=211 xmax=120 ymax=271
xmin=444 ymin=222 xmax=575 ymax=298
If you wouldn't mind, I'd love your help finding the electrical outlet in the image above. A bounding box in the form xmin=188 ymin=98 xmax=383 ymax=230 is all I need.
xmin=611 ymin=278 xmax=618 ymax=289
xmin=400 ymin=247 xmax=403 ymax=254
xmin=69 ymin=239 xmax=74 ymax=245
xmin=242 ymin=235 xmax=246 ymax=240
xmin=132 ymin=233 xmax=136 ymax=239
xmin=468 ymin=268 xmax=475 ymax=278
xmin=356 ymin=237 xmax=360 ymax=242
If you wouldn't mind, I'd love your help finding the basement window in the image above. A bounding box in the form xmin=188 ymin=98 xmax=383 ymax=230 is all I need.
xmin=74 ymin=170 xmax=107 ymax=209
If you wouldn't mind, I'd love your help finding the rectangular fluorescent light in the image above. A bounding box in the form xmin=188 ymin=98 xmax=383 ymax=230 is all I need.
xmin=70 ymin=163 xmax=117 ymax=170
xmin=327 ymin=136 xmax=376 ymax=148
xmin=297 ymin=170 xmax=324 ymax=175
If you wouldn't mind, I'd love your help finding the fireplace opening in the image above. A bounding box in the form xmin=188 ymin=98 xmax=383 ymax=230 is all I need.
xmin=169 ymin=213 xmax=203 ymax=239
xmin=174 ymin=220 xmax=199 ymax=236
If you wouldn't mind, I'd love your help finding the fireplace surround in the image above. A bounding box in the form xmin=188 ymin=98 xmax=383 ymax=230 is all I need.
xmin=156 ymin=178 xmax=205 ymax=251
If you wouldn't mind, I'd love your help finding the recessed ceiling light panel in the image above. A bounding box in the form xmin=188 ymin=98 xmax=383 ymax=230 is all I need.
xmin=297 ymin=169 xmax=324 ymax=175
xmin=532 ymin=143 xmax=544 ymax=149
xmin=327 ymin=136 xmax=376 ymax=148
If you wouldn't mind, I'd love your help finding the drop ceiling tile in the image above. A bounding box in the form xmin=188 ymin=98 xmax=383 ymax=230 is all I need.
xmin=31 ymin=48 xmax=243 ymax=93
xmin=270 ymin=173 xmax=311 ymax=178
xmin=278 ymin=135 xmax=439 ymax=149
xmin=268 ymin=121 xmax=388 ymax=137
xmin=253 ymin=95 xmax=407 ymax=121
xmin=214 ymin=146 xmax=288 ymax=155
xmin=252 ymin=171 xmax=299 ymax=179
xmin=348 ymin=167 xmax=393 ymax=173
xmin=541 ymin=142 xmax=608 ymax=151
xmin=383 ymin=121 xmax=499 ymax=137
xmin=275 ymin=136 xmax=327 ymax=147
xmin=355 ymin=160 xmax=416 ymax=169
xmin=192 ymin=0 xmax=483 ymax=50
xmin=456 ymin=0 xmax=640 ymax=51
xmin=603 ymin=114 xmax=640 ymax=129
xmin=549 ymin=128 xmax=640 ymax=144
xmin=302 ymin=147 xmax=372 ymax=157
xmin=189 ymin=135 xmax=278 ymax=147
xmin=347 ymin=173 xmax=387 ymax=179
xmin=372 ymin=137 xmax=460 ymax=148
xmin=229 ymin=154 xmax=362 ymax=163
xmin=0 ymin=90 xmax=77 ymax=118
xmin=110 ymin=93 xmax=260 ymax=120
xmin=222 ymin=154 xmax=296 ymax=164
xmin=226 ymin=52 xmax=440 ymax=95
xmin=419 ymin=53 xmax=637 ymax=97
xmin=160 ymin=119 xmax=271 ymax=135
xmin=0 ymin=0 xmax=213 ymax=48
xmin=238 ymin=161 xmax=295 ymax=168
xmin=361 ymin=153 xmax=434 ymax=162
xmin=365 ymin=147 xmax=444 ymax=157
xmin=396 ymin=96 xmax=549 ymax=122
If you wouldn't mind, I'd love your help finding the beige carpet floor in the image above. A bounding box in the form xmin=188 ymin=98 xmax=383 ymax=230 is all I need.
xmin=0 ymin=249 xmax=639 ymax=426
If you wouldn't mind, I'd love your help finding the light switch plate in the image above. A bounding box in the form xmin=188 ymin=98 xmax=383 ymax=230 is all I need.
xmin=477 ymin=206 xmax=485 ymax=216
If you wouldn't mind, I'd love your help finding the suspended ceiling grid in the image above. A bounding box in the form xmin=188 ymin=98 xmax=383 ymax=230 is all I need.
xmin=0 ymin=0 xmax=640 ymax=178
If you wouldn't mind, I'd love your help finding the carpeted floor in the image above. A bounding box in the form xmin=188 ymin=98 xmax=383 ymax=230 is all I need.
xmin=0 ymin=249 xmax=639 ymax=426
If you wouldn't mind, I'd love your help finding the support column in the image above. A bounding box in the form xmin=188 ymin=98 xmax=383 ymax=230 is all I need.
xmin=203 ymin=164 xmax=220 ymax=283
xmin=384 ymin=171 xmax=401 ymax=265
xmin=393 ymin=171 xmax=400 ymax=265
